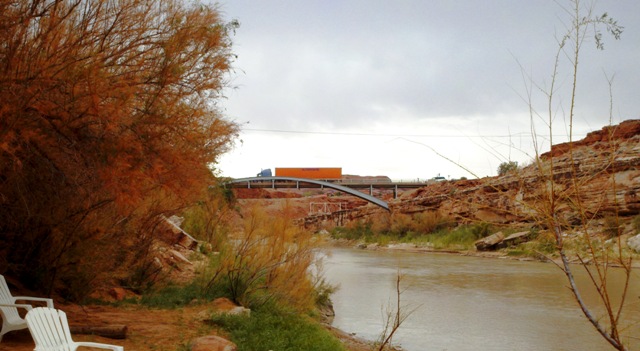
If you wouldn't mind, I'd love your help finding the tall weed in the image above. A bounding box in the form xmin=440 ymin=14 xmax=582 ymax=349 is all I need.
xmin=205 ymin=202 xmax=320 ymax=311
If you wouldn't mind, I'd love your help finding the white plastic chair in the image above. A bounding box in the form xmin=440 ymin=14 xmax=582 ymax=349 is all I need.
xmin=26 ymin=307 xmax=124 ymax=351
xmin=0 ymin=275 xmax=54 ymax=342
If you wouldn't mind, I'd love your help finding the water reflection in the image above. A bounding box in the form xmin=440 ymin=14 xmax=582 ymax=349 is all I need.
xmin=324 ymin=248 xmax=640 ymax=351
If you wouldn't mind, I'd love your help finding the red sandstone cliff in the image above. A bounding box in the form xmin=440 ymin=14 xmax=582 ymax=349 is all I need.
xmin=308 ymin=119 xmax=640 ymax=228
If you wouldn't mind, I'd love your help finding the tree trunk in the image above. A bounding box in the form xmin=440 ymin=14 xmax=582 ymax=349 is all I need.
xmin=69 ymin=325 xmax=128 ymax=339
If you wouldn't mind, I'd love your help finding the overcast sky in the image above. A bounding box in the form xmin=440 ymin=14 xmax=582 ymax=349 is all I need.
xmin=213 ymin=0 xmax=639 ymax=180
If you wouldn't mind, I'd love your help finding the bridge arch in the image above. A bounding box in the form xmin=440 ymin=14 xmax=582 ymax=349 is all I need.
xmin=226 ymin=176 xmax=389 ymax=211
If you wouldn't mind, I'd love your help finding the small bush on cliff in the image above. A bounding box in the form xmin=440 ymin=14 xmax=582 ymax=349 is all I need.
xmin=497 ymin=161 xmax=519 ymax=176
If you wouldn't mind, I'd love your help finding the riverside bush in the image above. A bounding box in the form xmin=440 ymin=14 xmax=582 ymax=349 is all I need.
xmin=412 ymin=211 xmax=454 ymax=233
xmin=331 ymin=211 xmax=454 ymax=241
xmin=333 ymin=220 xmax=489 ymax=250
xmin=421 ymin=226 xmax=480 ymax=249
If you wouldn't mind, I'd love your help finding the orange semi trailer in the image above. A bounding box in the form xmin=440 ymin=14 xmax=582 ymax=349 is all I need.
xmin=275 ymin=167 xmax=342 ymax=180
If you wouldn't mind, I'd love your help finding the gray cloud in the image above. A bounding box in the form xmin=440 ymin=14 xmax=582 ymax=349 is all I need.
xmin=217 ymin=0 xmax=639 ymax=178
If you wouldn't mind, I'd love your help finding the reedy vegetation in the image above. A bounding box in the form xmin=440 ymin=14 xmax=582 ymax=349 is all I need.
xmin=201 ymin=201 xmax=323 ymax=311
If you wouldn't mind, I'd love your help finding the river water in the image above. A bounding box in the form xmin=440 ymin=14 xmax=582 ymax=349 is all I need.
xmin=323 ymin=248 xmax=640 ymax=351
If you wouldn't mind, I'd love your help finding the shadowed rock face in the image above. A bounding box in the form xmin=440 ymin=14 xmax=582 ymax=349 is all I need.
xmin=309 ymin=120 xmax=640 ymax=228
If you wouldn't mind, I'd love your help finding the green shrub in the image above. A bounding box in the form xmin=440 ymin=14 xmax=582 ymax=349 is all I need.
xmin=330 ymin=220 xmax=373 ymax=240
xmin=603 ymin=215 xmax=621 ymax=238
xmin=534 ymin=231 xmax=557 ymax=254
xmin=497 ymin=161 xmax=519 ymax=176
xmin=139 ymin=283 xmax=205 ymax=308
xmin=312 ymin=278 xmax=337 ymax=307
xmin=419 ymin=226 xmax=480 ymax=250
xmin=210 ymin=304 xmax=346 ymax=351
xmin=470 ymin=222 xmax=492 ymax=239
xmin=438 ymin=227 xmax=479 ymax=247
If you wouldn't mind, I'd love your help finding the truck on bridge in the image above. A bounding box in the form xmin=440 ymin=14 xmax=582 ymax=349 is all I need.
xmin=257 ymin=167 xmax=343 ymax=181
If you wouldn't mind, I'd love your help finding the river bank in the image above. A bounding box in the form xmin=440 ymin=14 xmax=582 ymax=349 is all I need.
xmin=0 ymin=301 xmax=378 ymax=351
xmin=327 ymin=237 xmax=640 ymax=268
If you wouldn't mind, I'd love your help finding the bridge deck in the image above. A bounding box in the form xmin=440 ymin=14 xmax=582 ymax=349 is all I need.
xmin=226 ymin=176 xmax=393 ymax=211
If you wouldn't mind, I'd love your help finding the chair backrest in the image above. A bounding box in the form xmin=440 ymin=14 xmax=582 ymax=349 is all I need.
xmin=0 ymin=275 xmax=22 ymax=325
xmin=0 ymin=275 xmax=13 ymax=303
xmin=25 ymin=307 xmax=74 ymax=351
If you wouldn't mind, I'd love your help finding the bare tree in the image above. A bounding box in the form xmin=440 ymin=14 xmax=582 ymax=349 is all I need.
xmin=375 ymin=272 xmax=419 ymax=351
xmin=522 ymin=1 xmax=631 ymax=349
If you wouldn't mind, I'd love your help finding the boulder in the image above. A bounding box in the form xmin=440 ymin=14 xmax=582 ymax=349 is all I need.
xmin=109 ymin=287 xmax=129 ymax=301
xmin=318 ymin=299 xmax=335 ymax=324
xmin=474 ymin=232 xmax=505 ymax=251
xmin=167 ymin=215 xmax=185 ymax=227
xmin=627 ymin=234 xmax=640 ymax=253
xmin=168 ymin=249 xmax=192 ymax=269
xmin=190 ymin=335 xmax=236 ymax=351
xmin=156 ymin=215 xmax=198 ymax=250
xmin=502 ymin=231 xmax=531 ymax=246
xmin=212 ymin=297 xmax=251 ymax=317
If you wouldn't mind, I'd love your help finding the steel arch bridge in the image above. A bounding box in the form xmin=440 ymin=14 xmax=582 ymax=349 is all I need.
xmin=225 ymin=176 xmax=390 ymax=211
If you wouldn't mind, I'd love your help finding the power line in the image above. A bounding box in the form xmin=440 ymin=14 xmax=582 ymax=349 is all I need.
xmin=242 ymin=127 xmax=584 ymax=139
xmin=242 ymin=128 xmax=532 ymax=138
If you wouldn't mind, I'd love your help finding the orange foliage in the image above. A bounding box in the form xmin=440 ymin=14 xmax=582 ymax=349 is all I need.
xmin=0 ymin=0 xmax=238 ymax=298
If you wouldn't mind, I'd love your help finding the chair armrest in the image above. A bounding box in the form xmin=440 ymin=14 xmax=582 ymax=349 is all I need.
xmin=0 ymin=303 xmax=33 ymax=310
xmin=74 ymin=341 xmax=124 ymax=351
xmin=12 ymin=296 xmax=54 ymax=308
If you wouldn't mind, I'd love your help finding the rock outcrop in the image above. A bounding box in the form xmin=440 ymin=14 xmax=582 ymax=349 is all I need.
xmin=309 ymin=120 xmax=640 ymax=230
xmin=190 ymin=335 xmax=237 ymax=351
xmin=628 ymin=234 xmax=640 ymax=253
xmin=475 ymin=232 xmax=505 ymax=251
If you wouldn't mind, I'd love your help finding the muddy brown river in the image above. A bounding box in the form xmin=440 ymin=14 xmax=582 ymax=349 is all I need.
xmin=324 ymin=248 xmax=640 ymax=351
